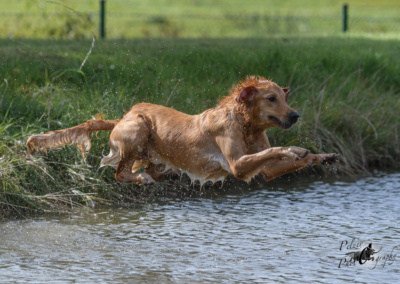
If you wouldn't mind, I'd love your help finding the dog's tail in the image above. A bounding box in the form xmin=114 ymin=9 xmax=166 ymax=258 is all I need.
xmin=26 ymin=119 xmax=120 ymax=157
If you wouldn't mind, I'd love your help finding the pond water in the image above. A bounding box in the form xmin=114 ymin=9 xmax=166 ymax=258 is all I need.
xmin=1 ymin=172 xmax=400 ymax=283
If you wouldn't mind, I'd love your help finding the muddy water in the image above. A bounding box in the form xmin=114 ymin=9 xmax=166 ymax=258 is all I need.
xmin=1 ymin=173 xmax=400 ymax=283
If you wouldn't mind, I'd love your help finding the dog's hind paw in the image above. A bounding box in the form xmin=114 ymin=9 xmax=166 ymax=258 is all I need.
xmin=163 ymin=171 xmax=180 ymax=180
xmin=136 ymin=173 xmax=156 ymax=186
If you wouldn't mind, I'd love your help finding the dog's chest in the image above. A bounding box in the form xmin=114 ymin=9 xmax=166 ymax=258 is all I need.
xmin=149 ymin=148 xmax=230 ymax=185
xmin=203 ymin=152 xmax=230 ymax=173
xmin=186 ymin=153 xmax=231 ymax=185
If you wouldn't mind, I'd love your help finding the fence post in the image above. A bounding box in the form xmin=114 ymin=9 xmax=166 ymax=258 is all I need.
xmin=342 ymin=4 xmax=348 ymax=32
xmin=100 ymin=0 xmax=105 ymax=38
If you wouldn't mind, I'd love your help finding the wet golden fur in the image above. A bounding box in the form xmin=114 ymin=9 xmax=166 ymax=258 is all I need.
xmin=27 ymin=76 xmax=338 ymax=185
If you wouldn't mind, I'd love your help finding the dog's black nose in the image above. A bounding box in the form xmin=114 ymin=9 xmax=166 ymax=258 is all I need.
xmin=289 ymin=111 xmax=300 ymax=124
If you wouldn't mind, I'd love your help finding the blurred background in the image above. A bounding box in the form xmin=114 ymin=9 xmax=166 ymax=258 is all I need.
xmin=1 ymin=0 xmax=399 ymax=39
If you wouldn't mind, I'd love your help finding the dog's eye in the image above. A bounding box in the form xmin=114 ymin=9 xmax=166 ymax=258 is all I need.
xmin=267 ymin=97 xmax=276 ymax=102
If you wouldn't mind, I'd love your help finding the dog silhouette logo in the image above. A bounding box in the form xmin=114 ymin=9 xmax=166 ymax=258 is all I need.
xmin=349 ymin=243 xmax=377 ymax=264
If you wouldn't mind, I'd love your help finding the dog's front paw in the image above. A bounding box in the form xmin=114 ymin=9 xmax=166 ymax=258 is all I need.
xmin=321 ymin=153 xmax=340 ymax=165
xmin=305 ymin=153 xmax=340 ymax=166
xmin=284 ymin=147 xmax=310 ymax=161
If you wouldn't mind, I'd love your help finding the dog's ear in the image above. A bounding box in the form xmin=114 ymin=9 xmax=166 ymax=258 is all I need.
xmin=236 ymin=86 xmax=257 ymax=104
xmin=282 ymin=87 xmax=290 ymax=102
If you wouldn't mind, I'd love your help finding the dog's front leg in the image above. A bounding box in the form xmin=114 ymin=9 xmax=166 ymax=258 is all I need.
xmin=217 ymin=137 xmax=337 ymax=182
xmin=227 ymin=146 xmax=311 ymax=181
xmin=260 ymin=152 xmax=339 ymax=181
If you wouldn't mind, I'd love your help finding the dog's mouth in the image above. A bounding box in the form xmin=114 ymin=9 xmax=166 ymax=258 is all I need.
xmin=268 ymin=115 xmax=295 ymax=129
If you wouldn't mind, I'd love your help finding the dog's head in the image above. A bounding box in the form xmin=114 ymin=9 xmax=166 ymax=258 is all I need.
xmin=363 ymin=243 xmax=376 ymax=258
xmin=234 ymin=77 xmax=299 ymax=129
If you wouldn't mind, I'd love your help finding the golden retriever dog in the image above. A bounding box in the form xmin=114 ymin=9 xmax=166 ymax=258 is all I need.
xmin=27 ymin=76 xmax=339 ymax=186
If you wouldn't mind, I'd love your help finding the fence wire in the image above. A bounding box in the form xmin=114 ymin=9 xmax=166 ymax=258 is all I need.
xmin=0 ymin=9 xmax=399 ymax=39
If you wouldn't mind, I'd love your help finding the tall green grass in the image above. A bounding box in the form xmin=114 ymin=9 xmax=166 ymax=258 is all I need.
xmin=1 ymin=37 xmax=400 ymax=217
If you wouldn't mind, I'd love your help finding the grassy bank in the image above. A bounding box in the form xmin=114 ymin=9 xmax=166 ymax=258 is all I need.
xmin=1 ymin=37 xmax=400 ymax=217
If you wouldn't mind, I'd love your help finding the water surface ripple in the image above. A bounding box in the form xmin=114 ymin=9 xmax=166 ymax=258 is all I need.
xmin=1 ymin=173 xmax=400 ymax=283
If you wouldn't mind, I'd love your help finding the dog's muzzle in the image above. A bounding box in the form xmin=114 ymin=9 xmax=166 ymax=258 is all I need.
xmin=288 ymin=111 xmax=300 ymax=125
xmin=269 ymin=111 xmax=300 ymax=129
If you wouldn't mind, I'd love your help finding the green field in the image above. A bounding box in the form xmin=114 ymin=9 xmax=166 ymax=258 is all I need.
xmin=1 ymin=36 xmax=400 ymax=217
xmin=1 ymin=0 xmax=400 ymax=39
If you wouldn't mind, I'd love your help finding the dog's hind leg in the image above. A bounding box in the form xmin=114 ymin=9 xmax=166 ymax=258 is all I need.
xmin=144 ymin=163 xmax=166 ymax=181
xmin=144 ymin=163 xmax=180 ymax=182
xmin=116 ymin=157 xmax=155 ymax=185
xmin=110 ymin=115 xmax=156 ymax=185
